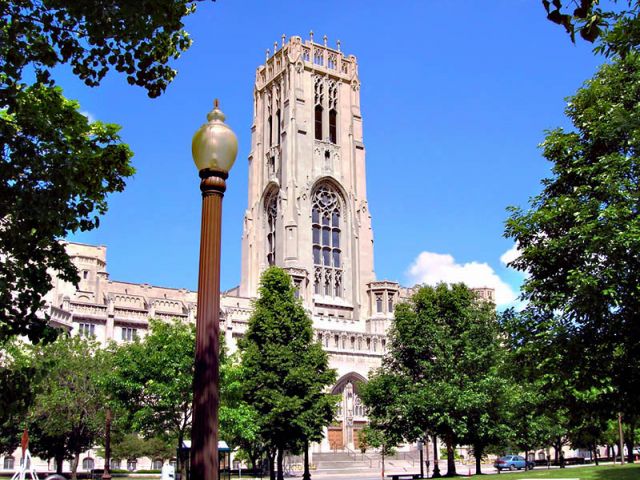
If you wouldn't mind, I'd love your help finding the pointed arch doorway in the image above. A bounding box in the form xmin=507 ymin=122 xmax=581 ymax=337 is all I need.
xmin=329 ymin=372 xmax=368 ymax=450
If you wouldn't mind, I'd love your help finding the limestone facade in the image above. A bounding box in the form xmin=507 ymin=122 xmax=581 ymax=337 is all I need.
xmin=34 ymin=35 xmax=495 ymax=456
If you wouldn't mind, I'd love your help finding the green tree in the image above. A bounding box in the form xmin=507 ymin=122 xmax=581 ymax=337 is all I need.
xmin=109 ymin=319 xmax=195 ymax=477
xmin=239 ymin=267 xmax=336 ymax=480
xmin=505 ymin=53 xmax=640 ymax=462
xmin=98 ymin=434 xmax=174 ymax=466
xmin=0 ymin=0 xmax=210 ymax=342
xmin=219 ymin=353 xmax=262 ymax=469
xmin=110 ymin=318 xmax=258 ymax=476
xmin=362 ymin=283 xmax=504 ymax=477
xmin=26 ymin=335 xmax=109 ymax=479
xmin=105 ymin=433 xmax=149 ymax=465
xmin=359 ymin=425 xmax=397 ymax=477
xmin=542 ymin=0 xmax=640 ymax=57
xmin=499 ymin=308 xmax=570 ymax=461
xmin=0 ymin=338 xmax=36 ymax=455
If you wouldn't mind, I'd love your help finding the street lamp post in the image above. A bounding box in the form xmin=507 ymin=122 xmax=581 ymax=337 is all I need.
xmin=190 ymin=99 xmax=238 ymax=480
xmin=432 ymin=435 xmax=441 ymax=478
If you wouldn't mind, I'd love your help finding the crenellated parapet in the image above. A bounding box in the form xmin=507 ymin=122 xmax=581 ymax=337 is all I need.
xmin=255 ymin=33 xmax=358 ymax=92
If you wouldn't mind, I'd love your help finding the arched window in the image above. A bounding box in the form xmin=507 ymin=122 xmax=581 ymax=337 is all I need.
xmin=312 ymin=184 xmax=342 ymax=297
xmin=314 ymin=105 xmax=323 ymax=140
xmin=82 ymin=458 xmax=94 ymax=471
xmin=127 ymin=460 xmax=137 ymax=472
xmin=110 ymin=459 xmax=121 ymax=470
xmin=329 ymin=109 xmax=337 ymax=143
xmin=268 ymin=115 xmax=273 ymax=146
xmin=3 ymin=457 xmax=15 ymax=470
xmin=153 ymin=460 xmax=164 ymax=470
xmin=266 ymin=193 xmax=278 ymax=266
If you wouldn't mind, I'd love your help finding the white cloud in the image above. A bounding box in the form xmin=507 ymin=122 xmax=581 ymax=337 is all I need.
xmin=406 ymin=251 xmax=517 ymax=306
xmin=500 ymin=243 xmax=520 ymax=266
xmin=80 ymin=110 xmax=96 ymax=123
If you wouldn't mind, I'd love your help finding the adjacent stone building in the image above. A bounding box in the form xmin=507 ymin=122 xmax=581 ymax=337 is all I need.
xmin=35 ymin=35 xmax=494 ymax=458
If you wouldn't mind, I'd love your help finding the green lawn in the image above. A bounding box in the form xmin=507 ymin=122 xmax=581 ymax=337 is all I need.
xmin=478 ymin=463 xmax=640 ymax=480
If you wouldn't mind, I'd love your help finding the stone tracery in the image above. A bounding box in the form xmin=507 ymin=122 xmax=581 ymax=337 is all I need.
xmin=312 ymin=184 xmax=342 ymax=298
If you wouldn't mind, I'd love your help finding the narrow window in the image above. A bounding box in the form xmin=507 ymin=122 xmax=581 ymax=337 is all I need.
xmin=329 ymin=109 xmax=337 ymax=143
xmin=268 ymin=115 xmax=273 ymax=146
xmin=376 ymin=294 xmax=383 ymax=313
xmin=388 ymin=297 xmax=394 ymax=312
xmin=276 ymin=109 xmax=281 ymax=144
xmin=315 ymin=105 xmax=323 ymax=140
xmin=266 ymin=194 xmax=278 ymax=266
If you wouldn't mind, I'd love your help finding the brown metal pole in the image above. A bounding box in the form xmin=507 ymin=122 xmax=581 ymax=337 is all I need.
xmin=191 ymin=169 xmax=227 ymax=480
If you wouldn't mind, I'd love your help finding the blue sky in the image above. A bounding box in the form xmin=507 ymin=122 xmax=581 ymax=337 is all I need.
xmin=65 ymin=1 xmax=604 ymax=306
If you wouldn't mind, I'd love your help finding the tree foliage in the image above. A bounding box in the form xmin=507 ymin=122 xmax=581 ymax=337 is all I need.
xmin=26 ymin=335 xmax=109 ymax=479
xmin=0 ymin=338 xmax=36 ymax=455
xmin=505 ymin=53 xmax=640 ymax=436
xmin=543 ymin=0 xmax=640 ymax=57
xmin=239 ymin=267 xmax=336 ymax=480
xmin=0 ymin=0 xmax=210 ymax=342
xmin=362 ymin=283 xmax=506 ymax=477
xmin=109 ymin=318 xmax=195 ymax=473
xmin=97 ymin=433 xmax=174 ymax=463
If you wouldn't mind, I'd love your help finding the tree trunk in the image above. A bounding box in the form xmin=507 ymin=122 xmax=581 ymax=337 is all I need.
xmin=593 ymin=442 xmax=599 ymax=466
xmin=103 ymin=407 xmax=112 ymax=480
xmin=70 ymin=452 xmax=80 ymax=480
xmin=445 ymin=440 xmax=456 ymax=477
xmin=55 ymin=454 xmax=64 ymax=474
xmin=177 ymin=432 xmax=188 ymax=480
xmin=276 ymin=446 xmax=284 ymax=480
xmin=302 ymin=440 xmax=311 ymax=480
xmin=625 ymin=438 xmax=634 ymax=464
xmin=268 ymin=451 xmax=275 ymax=480
xmin=474 ymin=444 xmax=482 ymax=475
xmin=249 ymin=453 xmax=258 ymax=472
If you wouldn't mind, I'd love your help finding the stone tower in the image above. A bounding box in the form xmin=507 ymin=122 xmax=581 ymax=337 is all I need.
xmin=240 ymin=34 xmax=376 ymax=322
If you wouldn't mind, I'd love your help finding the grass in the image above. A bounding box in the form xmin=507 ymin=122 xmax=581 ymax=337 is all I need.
xmin=476 ymin=463 xmax=640 ymax=480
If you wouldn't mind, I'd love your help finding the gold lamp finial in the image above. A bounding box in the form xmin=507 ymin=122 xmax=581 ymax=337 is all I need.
xmin=192 ymin=99 xmax=238 ymax=173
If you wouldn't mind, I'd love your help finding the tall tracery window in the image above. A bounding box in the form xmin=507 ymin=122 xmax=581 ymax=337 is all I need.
xmin=328 ymin=80 xmax=338 ymax=144
xmin=312 ymin=184 xmax=342 ymax=297
xmin=266 ymin=193 xmax=278 ymax=266
xmin=315 ymin=105 xmax=323 ymax=140
xmin=314 ymin=76 xmax=324 ymax=141
xmin=329 ymin=109 xmax=337 ymax=143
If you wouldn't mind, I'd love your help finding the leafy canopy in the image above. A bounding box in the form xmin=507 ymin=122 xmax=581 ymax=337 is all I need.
xmin=362 ymin=283 xmax=506 ymax=476
xmin=26 ymin=335 xmax=110 ymax=476
xmin=543 ymin=0 xmax=640 ymax=57
xmin=505 ymin=53 xmax=640 ymax=426
xmin=0 ymin=0 xmax=210 ymax=342
xmin=240 ymin=267 xmax=336 ymax=466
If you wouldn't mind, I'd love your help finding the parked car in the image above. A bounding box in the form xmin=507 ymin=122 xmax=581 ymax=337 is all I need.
xmin=494 ymin=455 xmax=534 ymax=471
